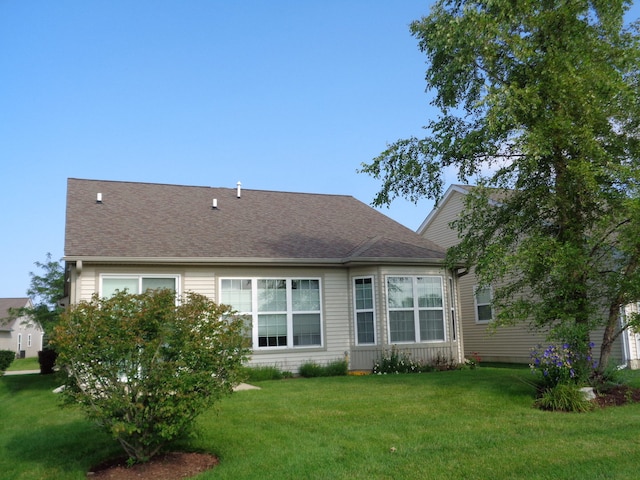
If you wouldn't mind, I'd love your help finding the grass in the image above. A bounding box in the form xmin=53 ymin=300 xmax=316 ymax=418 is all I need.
xmin=2 ymin=367 xmax=640 ymax=479
xmin=6 ymin=356 xmax=40 ymax=371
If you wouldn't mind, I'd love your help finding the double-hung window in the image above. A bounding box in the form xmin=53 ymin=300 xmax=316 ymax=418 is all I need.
xmin=474 ymin=286 xmax=493 ymax=323
xmin=101 ymin=275 xmax=179 ymax=297
xmin=220 ymin=278 xmax=322 ymax=349
xmin=354 ymin=277 xmax=376 ymax=345
xmin=387 ymin=276 xmax=445 ymax=343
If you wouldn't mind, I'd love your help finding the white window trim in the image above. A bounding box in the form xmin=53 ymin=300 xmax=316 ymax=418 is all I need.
xmin=17 ymin=333 xmax=22 ymax=352
xmin=353 ymin=276 xmax=377 ymax=345
xmin=28 ymin=334 xmax=32 ymax=348
xmin=385 ymin=275 xmax=446 ymax=344
xmin=474 ymin=285 xmax=493 ymax=324
xmin=449 ymin=277 xmax=457 ymax=342
xmin=99 ymin=274 xmax=181 ymax=298
xmin=219 ymin=277 xmax=324 ymax=350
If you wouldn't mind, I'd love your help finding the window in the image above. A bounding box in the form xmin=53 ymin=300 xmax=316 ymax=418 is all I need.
xmin=28 ymin=334 xmax=32 ymax=348
xmin=387 ymin=276 xmax=445 ymax=343
xmin=17 ymin=333 xmax=22 ymax=352
xmin=221 ymin=278 xmax=322 ymax=349
xmin=101 ymin=275 xmax=178 ymax=297
xmin=474 ymin=286 xmax=493 ymax=323
xmin=354 ymin=277 xmax=376 ymax=345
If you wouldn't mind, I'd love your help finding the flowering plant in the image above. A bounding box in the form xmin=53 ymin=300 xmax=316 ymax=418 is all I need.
xmin=373 ymin=346 xmax=420 ymax=374
xmin=464 ymin=352 xmax=482 ymax=369
xmin=530 ymin=342 xmax=597 ymax=388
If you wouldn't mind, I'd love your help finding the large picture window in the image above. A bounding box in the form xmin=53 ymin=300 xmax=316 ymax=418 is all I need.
xmin=387 ymin=276 xmax=445 ymax=343
xmin=101 ymin=275 xmax=178 ymax=297
xmin=221 ymin=278 xmax=322 ymax=349
xmin=354 ymin=277 xmax=376 ymax=345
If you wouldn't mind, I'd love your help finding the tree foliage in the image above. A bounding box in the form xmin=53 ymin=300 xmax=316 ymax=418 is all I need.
xmin=9 ymin=253 xmax=65 ymax=342
xmin=51 ymin=289 xmax=251 ymax=463
xmin=361 ymin=0 xmax=640 ymax=369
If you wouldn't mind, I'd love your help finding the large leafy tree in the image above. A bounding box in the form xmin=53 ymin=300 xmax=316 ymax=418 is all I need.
xmin=361 ymin=0 xmax=640 ymax=370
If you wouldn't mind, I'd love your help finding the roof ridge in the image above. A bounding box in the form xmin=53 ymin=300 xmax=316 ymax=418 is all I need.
xmin=67 ymin=178 xmax=354 ymax=199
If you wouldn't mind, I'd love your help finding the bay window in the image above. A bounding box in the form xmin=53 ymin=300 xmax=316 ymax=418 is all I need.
xmin=387 ymin=276 xmax=445 ymax=343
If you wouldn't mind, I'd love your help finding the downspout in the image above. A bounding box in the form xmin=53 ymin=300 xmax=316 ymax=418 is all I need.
xmin=619 ymin=308 xmax=630 ymax=369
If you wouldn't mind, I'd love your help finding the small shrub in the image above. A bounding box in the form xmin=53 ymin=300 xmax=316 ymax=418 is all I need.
xmin=464 ymin=352 xmax=482 ymax=369
xmin=299 ymin=361 xmax=325 ymax=378
xmin=244 ymin=365 xmax=287 ymax=382
xmin=37 ymin=348 xmax=57 ymax=374
xmin=373 ymin=347 xmax=420 ymax=374
xmin=373 ymin=348 xmax=460 ymax=374
xmin=430 ymin=352 xmax=460 ymax=371
xmin=535 ymin=384 xmax=594 ymax=412
xmin=299 ymin=359 xmax=348 ymax=378
xmin=324 ymin=359 xmax=348 ymax=376
xmin=530 ymin=343 xmax=597 ymax=388
xmin=590 ymin=363 xmax=626 ymax=391
xmin=0 ymin=350 xmax=15 ymax=372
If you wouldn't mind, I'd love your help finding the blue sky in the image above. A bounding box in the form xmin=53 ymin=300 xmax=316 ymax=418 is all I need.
xmin=1 ymin=1 xmax=638 ymax=298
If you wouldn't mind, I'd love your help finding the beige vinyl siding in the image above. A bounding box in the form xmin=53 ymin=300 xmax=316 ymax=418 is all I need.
xmin=183 ymin=270 xmax=215 ymax=298
xmin=421 ymin=186 xmax=632 ymax=366
xmin=79 ymin=265 xmax=97 ymax=302
xmin=418 ymin=190 xmax=467 ymax=249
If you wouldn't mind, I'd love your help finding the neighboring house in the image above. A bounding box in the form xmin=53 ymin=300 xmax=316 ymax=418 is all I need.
xmin=63 ymin=178 xmax=464 ymax=372
xmin=0 ymin=298 xmax=44 ymax=358
xmin=418 ymin=184 xmax=639 ymax=368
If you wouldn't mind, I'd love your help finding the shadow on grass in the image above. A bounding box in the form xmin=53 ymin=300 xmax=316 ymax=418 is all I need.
xmin=0 ymin=372 xmax=62 ymax=393
xmin=4 ymin=416 xmax=118 ymax=476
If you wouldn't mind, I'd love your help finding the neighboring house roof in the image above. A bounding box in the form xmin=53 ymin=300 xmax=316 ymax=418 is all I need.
xmin=65 ymin=178 xmax=446 ymax=265
xmin=0 ymin=298 xmax=31 ymax=331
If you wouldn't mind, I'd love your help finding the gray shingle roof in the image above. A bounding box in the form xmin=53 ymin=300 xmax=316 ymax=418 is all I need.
xmin=0 ymin=298 xmax=30 ymax=331
xmin=64 ymin=178 xmax=445 ymax=264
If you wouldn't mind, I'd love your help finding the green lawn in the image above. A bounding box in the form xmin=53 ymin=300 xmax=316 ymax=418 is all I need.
xmin=2 ymin=368 xmax=640 ymax=479
xmin=6 ymin=356 xmax=40 ymax=371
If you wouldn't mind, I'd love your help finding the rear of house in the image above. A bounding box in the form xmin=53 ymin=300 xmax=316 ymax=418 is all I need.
xmin=0 ymin=298 xmax=43 ymax=358
xmin=419 ymin=184 xmax=637 ymax=368
xmin=64 ymin=178 xmax=465 ymax=372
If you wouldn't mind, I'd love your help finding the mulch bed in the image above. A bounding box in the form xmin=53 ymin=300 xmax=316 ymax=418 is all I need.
xmin=88 ymin=452 xmax=219 ymax=479
xmin=593 ymin=384 xmax=640 ymax=407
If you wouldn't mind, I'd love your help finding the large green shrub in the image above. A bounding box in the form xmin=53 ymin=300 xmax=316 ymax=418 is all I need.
xmin=51 ymin=289 xmax=251 ymax=463
xmin=0 ymin=350 xmax=15 ymax=372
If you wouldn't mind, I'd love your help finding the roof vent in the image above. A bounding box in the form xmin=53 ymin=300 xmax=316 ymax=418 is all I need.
xmin=96 ymin=193 xmax=103 ymax=204
xmin=212 ymin=198 xmax=218 ymax=209
xmin=237 ymin=181 xmax=242 ymax=198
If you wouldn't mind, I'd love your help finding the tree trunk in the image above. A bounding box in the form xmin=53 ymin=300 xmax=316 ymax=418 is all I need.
xmin=598 ymin=303 xmax=623 ymax=372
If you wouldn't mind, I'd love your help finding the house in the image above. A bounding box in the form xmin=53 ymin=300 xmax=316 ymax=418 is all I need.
xmin=0 ymin=298 xmax=44 ymax=358
xmin=418 ymin=184 xmax=639 ymax=368
xmin=63 ymin=178 xmax=464 ymax=372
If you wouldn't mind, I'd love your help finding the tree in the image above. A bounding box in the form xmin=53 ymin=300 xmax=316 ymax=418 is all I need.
xmin=21 ymin=253 xmax=65 ymax=341
xmin=360 ymin=0 xmax=640 ymax=371
xmin=51 ymin=289 xmax=251 ymax=463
